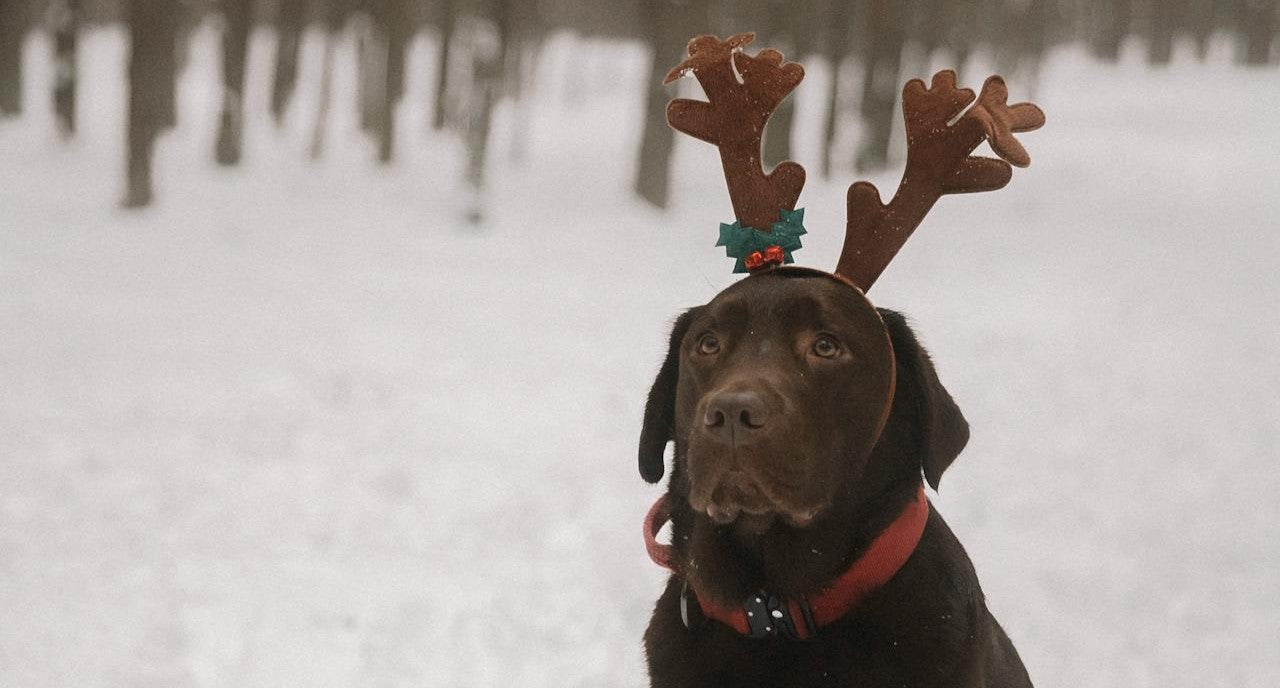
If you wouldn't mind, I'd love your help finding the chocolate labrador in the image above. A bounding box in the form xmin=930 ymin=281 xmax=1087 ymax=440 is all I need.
xmin=638 ymin=267 xmax=1031 ymax=687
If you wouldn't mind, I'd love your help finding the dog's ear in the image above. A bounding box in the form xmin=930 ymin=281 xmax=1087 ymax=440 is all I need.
xmin=878 ymin=309 xmax=970 ymax=490
xmin=638 ymin=309 xmax=697 ymax=483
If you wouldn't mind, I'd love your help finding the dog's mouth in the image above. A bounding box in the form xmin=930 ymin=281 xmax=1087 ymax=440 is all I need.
xmin=690 ymin=468 xmax=823 ymax=530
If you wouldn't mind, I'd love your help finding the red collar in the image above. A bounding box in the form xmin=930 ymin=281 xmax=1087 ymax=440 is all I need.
xmin=644 ymin=484 xmax=929 ymax=640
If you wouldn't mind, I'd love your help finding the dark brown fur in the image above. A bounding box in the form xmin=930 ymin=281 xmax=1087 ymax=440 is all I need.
xmin=638 ymin=268 xmax=1031 ymax=687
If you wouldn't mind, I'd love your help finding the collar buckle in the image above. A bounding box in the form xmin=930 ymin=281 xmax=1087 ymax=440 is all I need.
xmin=743 ymin=591 xmax=815 ymax=641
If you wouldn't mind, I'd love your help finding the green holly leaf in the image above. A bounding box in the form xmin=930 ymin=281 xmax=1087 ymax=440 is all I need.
xmin=715 ymin=208 xmax=807 ymax=273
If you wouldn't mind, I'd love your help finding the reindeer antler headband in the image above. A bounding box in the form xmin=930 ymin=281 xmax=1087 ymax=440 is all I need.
xmin=665 ymin=32 xmax=1045 ymax=289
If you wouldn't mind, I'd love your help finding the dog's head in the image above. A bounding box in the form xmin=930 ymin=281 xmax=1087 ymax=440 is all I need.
xmin=639 ymin=268 xmax=968 ymax=532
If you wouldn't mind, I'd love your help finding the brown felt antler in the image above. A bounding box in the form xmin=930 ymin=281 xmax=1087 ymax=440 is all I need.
xmin=665 ymin=33 xmax=806 ymax=232
xmin=835 ymin=71 xmax=1045 ymax=290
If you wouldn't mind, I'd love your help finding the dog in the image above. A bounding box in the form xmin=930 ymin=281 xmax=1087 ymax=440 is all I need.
xmin=638 ymin=267 xmax=1032 ymax=687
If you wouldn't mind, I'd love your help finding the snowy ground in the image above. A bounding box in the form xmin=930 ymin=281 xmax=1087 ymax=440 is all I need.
xmin=2 ymin=24 xmax=1278 ymax=688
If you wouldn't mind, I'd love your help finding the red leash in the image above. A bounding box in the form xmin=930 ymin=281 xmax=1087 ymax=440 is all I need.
xmin=644 ymin=484 xmax=930 ymax=639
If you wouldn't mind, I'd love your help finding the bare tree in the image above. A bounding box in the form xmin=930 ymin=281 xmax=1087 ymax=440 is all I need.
xmin=1234 ymin=0 xmax=1278 ymax=64
xmin=820 ymin=0 xmax=853 ymax=178
xmin=761 ymin=0 xmax=798 ymax=169
xmin=634 ymin=0 xmax=708 ymax=209
xmin=946 ymin=0 xmax=982 ymax=70
xmin=1148 ymin=0 xmax=1188 ymax=65
xmin=372 ymin=0 xmax=409 ymax=163
xmin=431 ymin=0 xmax=455 ymax=130
xmin=310 ymin=0 xmax=346 ymax=159
xmin=458 ymin=0 xmax=513 ymax=222
xmin=1089 ymin=0 xmax=1134 ymax=61
xmin=0 ymin=0 xmax=25 ymax=116
xmin=993 ymin=0 xmax=1049 ymax=90
xmin=124 ymin=0 xmax=178 ymax=208
xmin=51 ymin=0 xmax=79 ymax=135
xmin=856 ymin=0 xmax=906 ymax=171
xmin=215 ymin=0 xmax=252 ymax=165
xmin=504 ymin=27 xmax=541 ymax=164
xmin=355 ymin=11 xmax=378 ymax=133
xmin=270 ymin=0 xmax=307 ymax=124
xmin=1186 ymin=0 xmax=1222 ymax=60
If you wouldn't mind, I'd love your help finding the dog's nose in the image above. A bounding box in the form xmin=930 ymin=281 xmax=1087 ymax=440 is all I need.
xmin=703 ymin=390 xmax=770 ymax=444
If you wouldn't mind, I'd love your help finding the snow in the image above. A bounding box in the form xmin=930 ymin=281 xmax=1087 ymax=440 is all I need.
xmin=2 ymin=25 xmax=1279 ymax=688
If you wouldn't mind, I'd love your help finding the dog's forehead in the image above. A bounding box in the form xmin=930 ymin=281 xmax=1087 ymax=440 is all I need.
xmin=705 ymin=273 xmax=880 ymax=330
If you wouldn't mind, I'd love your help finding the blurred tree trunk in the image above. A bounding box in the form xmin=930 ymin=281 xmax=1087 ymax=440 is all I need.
xmin=856 ymin=0 xmax=906 ymax=172
xmin=372 ymin=0 xmax=408 ymax=163
xmin=124 ymin=0 xmax=178 ymax=208
xmin=270 ymin=0 xmax=306 ymax=124
xmin=357 ymin=13 xmax=384 ymax=133
xmin=820 ymin=0 xmax=852 ymax=179
xmin=1089 ymin=0 xmax=1134 ymax=61
xmin=1234 ymin=0 xmax=1278 ymax=64
xmin=462 ymin=0 xmax=510 ymax=222
xmin=999 ymin=0 xmax=1048 ymax=90
xmin=432 ymin=0 xmax=454 ymax=130
xmin=910 ymin=0 xmax=946 ymax=59
xmin=0 ymin=0 xmax=24 ymax=116
xmin=761 ymin=0 xmax=797 ymax=169
xmin=1148 ymin=0 xmax=1187 ymax=64
xmin=497 ymin=2 xmax=540 ymax=165
xmin=505 ymin=32 xmax=540 ymax=164
xmin=51 ymin=0 xmax=79 ymax=135
xmin=215 ymin=0 xmax=252 ymax=165
xmin=309 ymin=0 xmax=344 ymax=159
xmin=1187 ymin=0 xmax=1217 ymax=59
xmin=634 ymin=0 xmax=708 ymax=209
xmin=948 ymin=0 xmax=980 ymax=70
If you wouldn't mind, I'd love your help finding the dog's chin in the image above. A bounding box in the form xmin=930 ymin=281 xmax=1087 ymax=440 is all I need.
xmin=689 ymin=461 xmax=825 ymax=532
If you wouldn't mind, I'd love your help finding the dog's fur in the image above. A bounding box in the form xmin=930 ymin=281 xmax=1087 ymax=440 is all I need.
xmin=639 ymin=268 xmax=1031 ymax=687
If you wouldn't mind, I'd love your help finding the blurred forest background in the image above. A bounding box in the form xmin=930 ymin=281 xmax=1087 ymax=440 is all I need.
xmin=0 ymin=0 xmax=1276 ymax=210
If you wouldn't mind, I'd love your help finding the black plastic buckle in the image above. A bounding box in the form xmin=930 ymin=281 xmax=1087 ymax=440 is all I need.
xmin=743 ymin=590 xmax=816 ymax=640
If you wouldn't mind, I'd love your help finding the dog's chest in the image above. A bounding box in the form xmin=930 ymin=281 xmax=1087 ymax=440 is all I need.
xmin=649 ymin=623 xmax=962 ymax=688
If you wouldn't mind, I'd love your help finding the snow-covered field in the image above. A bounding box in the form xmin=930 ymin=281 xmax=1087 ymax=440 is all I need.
xmin=1 ymin=24 xmax=1278 ymax=688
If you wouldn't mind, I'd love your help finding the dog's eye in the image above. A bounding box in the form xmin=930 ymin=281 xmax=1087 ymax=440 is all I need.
xmin=697 ymin=334 xmax=721 ymax=355
xmin=812 ymin=336 xmax=840 ymax=359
